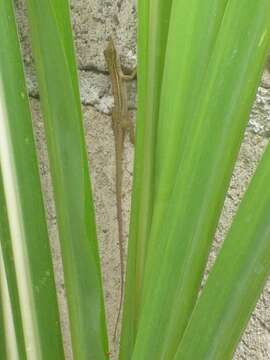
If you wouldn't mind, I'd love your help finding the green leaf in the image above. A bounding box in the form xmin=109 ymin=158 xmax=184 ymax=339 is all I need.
xmin=0 ymin=170 xmax=26 ymax=359
xmin=0 ymin=265 xmax=7 ymax=359
xmin=175 ymin=140 xmax=270 ymax=359
xmin=146 ymin=0 xmax=229 ymax=269
xmin=120 ymin=0 xmax=173 ymax=356
xmin=142 ymin=0 xmax=229 ymax=304
xmin=0 ymin=1 xmax=64 ymax=358
xmin=119 ymin=0 xmax=150 ymax=353
xmin=0 ymin=240 xmax=20 ymax=360
xmin=132 ymin=0 xmax=270 ymax=359
xmin=24 ymin=0 xmax=109 ymax=358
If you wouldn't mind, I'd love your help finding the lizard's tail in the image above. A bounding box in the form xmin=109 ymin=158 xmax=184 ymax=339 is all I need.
xmin=113 ymin=216 xmax=125 ymax=343
xmin=113 ymin=259 xmax=124 ymax=343
xmin=113 ymin=157 xmax=125 ymax=343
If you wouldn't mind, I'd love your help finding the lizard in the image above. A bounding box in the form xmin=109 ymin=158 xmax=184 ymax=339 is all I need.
xmin=104 ymin=37 xmax=136 ymax=341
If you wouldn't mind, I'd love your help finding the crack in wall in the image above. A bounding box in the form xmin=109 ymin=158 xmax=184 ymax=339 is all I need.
xmin=79 ymin=65 xmax=108 ymax=76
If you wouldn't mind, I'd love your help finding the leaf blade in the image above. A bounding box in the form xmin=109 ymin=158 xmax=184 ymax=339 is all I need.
xmin=0 ymin=1 xmax=64 ymax=358
xmin=132 ymin=1 xmax=270 ymax=358
xmin=24 ymin=0 xmax=109 ymax=358
xmin=175 ymin=141 xmax=270 ymax=359
xmin=120 ymin=0 xmax=173 ymax=356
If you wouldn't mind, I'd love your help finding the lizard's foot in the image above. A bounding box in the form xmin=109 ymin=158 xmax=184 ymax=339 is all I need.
xmin=121 ymin=67 xmax=137 ymax=81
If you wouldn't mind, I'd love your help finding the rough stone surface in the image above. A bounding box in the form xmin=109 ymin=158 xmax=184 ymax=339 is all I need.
xmin=15 ymin=0 xmax=270 ymax=359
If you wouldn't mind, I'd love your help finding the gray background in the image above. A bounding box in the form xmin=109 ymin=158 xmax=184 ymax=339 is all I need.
xmin=15 ymin=0 xmax=270 ymax=358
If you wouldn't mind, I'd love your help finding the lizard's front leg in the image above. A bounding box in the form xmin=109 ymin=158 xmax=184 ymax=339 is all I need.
xmin=120 ymin=67 xmax=137 ymax=81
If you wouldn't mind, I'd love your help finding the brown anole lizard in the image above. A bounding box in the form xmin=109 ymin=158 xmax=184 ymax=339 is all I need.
xmin=104 ymin=37 xmax=136 ymax=341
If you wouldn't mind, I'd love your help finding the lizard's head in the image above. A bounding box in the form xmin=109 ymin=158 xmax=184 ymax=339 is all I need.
xmin=104 ymin=36 xmax=117 ymax=63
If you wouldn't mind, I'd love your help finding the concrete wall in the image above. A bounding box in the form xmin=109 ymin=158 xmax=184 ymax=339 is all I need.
xmin=15 ymin=0 xmax=270 ymax=358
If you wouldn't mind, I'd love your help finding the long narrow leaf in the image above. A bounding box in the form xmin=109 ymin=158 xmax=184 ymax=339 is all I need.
xmin=175 ymin=140 xmax=270 ymax=359
xmin=133 ymin=0 xmax=229 ymax=356
xmin=0 ymin=1 xmax=64 ymax=358
xmin=119 ymin=0 xmax=150 ymax=355
xmin=0 ymin=242 xmax=20 ymax=360
xmin=0 ymin=271 xmax=7 ymax=359
xmin=24 ymin=0 xmax=109 ymax=358
xmin=132 ymin=1 xmax=270 ymax=359
xmin=0 ymin=170 xmax=26 ymax=359
xmin=120 ymin=0 xmax=172 ymax=356
xmin=140 ymin=0 xmax=173 ymax=267
xmin=140 ymin=0 xmax=229 ymax=318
